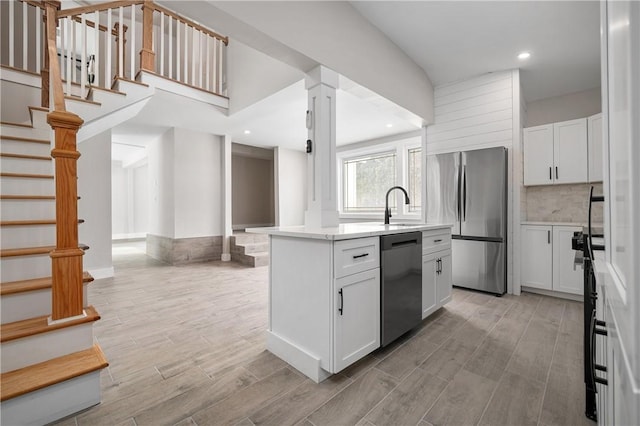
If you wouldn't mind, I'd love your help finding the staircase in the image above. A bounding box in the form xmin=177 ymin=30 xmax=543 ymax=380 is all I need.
xmin=231 ymin=232 xmax=270 ymax=267
xmin=0 ymin=117 xmax=107 ymax=425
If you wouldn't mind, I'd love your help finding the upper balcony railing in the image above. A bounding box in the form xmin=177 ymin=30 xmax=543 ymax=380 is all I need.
xmin=1 ymin=0 xmax=228 ymax=105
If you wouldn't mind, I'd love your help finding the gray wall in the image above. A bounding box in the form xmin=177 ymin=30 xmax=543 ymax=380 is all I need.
xmin=525 ymin=87 xmax=601 ymax=127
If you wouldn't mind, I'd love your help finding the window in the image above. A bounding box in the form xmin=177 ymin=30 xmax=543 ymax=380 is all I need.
xmin=408 ymin=147 xmax=422 ymax=212
xmin=343 ymin=151 xmax=396 ymax=212
xmin=339 ymin=136 xmax=422 ymax=217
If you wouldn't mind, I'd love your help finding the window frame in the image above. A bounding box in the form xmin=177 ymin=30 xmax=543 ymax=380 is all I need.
xmin=337 ymin=137 xmax=422 ymax=220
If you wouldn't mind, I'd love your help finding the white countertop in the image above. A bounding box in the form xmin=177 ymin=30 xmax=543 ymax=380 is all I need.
xmin=246 ymin=222 xmax=453 ymax=241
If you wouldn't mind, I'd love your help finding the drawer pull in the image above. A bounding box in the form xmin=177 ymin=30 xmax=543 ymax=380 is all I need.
xmin=434 ymin=239 xmax=443 ymax=243
xmin=352 ymin=253 xmax=369 ymax=259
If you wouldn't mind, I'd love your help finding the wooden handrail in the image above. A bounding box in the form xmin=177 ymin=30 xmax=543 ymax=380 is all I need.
xmin=149 ymin=2 xmax=229 ymax=45
xmin=56 ymin=0 xmax=143 ymax=18
xmin=21 ymin=0 xmax=44 ymax=9
xmin=44 ymin=1 xmax=65 ymax=111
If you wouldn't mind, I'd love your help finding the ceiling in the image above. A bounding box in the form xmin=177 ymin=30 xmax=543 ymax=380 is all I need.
xmin=114 ymin=1 xmax=601 ymax=159
xmin=351 ymin=1 xmax=601 ymax=102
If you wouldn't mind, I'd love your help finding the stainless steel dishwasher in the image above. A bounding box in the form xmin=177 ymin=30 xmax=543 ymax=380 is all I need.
xmin=380 ymin=231 xmax=422 ymax=346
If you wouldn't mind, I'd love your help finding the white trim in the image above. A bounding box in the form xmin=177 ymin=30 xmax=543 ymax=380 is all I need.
xmin=88 ymin=267 xmax=114 ymax=279
xmin=48 ymin=310 xmax=87 ymax=326
xmin=266 ymin=330 xmax=331 ymax=383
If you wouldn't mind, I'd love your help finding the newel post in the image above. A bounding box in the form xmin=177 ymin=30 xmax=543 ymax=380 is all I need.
xmin=48 ymin=110 xmax=85 ymax=321
xmin=140 ymin=0 xmax=155 ymax=72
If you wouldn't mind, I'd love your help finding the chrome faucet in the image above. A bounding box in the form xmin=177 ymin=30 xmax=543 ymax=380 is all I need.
xmin=384 ymin=186 xmax=410 ymax=224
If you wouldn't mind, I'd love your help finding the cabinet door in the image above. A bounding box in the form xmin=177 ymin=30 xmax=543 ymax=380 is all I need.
xmin=436 ymin=250 xmax=452 ymax=305
xmin=520 ymin=225 xmax=553 ymax=290
xmin=422 ymin=253 xmax=437 ymax=319
xmin=334 ymin=268 xmax=380 ymax=372
xmin=523 ymin=124 xmax=554 ymax=186
xmin=588 ymin=113 xmax=603 ymax=182
xmin=553 ymin=118 xmax=588 ymax=184
xmin=552 ymin=226 xmax=584 ymax=295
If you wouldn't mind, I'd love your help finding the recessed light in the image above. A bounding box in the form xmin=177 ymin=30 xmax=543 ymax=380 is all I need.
xmin=244 ymin=130 xmax=251 ymax=134
xmin=518 ymin=51 xmax=531 ymax=60
xmin=386 ymin=123 xmax=393 ymax=128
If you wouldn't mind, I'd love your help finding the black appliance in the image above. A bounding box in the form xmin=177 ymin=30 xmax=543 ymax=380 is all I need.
xmin=573 ymin=187 xmax=607 ymax=421
xmin=380 ymin=232 xmax=422 ymax=347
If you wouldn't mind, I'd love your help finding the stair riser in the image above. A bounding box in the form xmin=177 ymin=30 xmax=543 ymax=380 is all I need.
xmin=0 ymin=200 xmax=55 ymax=221
xmin=1 ymin=177 xmax=55 ymax=194
xmin=1 ymin=255 xmax=51 ymax=283
xmin=30 ymin=110 xmax=49 ymax=129
xmin=0 ymin=323 xmax=94 ymax=373
xmin=1 ymin=225 xmax=56 ymax=248
xmin=231 ymin=234 xmax=269 ymax=245
xmin=1 ymin=284 xmax=89 ymax=324
xmin=0 ymin=125 xmax=50 ymax=140
xmin=0 ymin=140 xmax=51 ymax=156
xmin=0 ymin=370 xmax=101 ymax=426
xmin=239 ymin=243 xmax=269 ymax=254
xmin=231 ymin=252 xmax=270 ymax=268
xmin=0 ymin=157 xmax=53 ymax=175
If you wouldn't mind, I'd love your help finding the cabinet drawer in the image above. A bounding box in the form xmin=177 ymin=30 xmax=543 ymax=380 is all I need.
xmin=422 ymin=230 xmax=451 ymax=255
xmin=334 ymin=237 xmax=380 ymax=279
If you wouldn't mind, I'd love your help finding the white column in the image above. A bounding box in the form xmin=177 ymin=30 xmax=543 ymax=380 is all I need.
xmin=304 ymin=65 xmax=339 ymax=228
xmin=221 ymin=134 xmax=232 ymax=261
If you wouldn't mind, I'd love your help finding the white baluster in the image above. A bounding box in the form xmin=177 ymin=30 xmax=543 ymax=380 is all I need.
xmin=130 ymin=4 xmax=135 ymax=80
xmin=22 ymin=1 xmax=27 ymax=70
xmin=81 ymin=13 xmax=87 ymax=96
xmin=94 ymin=10 xmax=100 ymax=88
xmin=106 ymin=9 xmax=112 ymax=86
xmin=66 ymin=18 xmax=71 ymax=95
xmin=191 ymin=28 xmax=196 ymax=86
xmin=218 ymin=39 xmax=223 ymax=94
xmin=212 ymin=37 xmax=217 ymax=93
xmin=59 ymin=15 xmax=65 ymax=78
xmin=35 ymin=5 xmax=41 ymax=72
xmin=168 ymin=15 xmax=173 ymax=79
xmin=118 ymin=6 xmax=123 ymax=78
xmin=184 ymin=22 xmax=188 ymax=84
xmin=9 ymin=0 xmax=14 ymax=67
xmin=71 ymin=18 xmax=76 ymax=84
xmin=160 ymin=12 xmax=164 ymax=76
xmin=205 ymin=35 xmax=210 ymax=92
xmin=198 ymin=31 xmax=203 ymax=89
xmin=176 ymin=19 xmax=181 ymax=81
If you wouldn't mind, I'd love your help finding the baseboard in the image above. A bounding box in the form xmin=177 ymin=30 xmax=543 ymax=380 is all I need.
xmin=521 ymin=286 xmax=583 ymax=302
xmin=87 ymin=267 xmax=114 ymax=280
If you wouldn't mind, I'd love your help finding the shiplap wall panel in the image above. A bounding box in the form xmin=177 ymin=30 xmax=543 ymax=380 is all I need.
xmin=427 ymin=70 xmax=514 ymax=154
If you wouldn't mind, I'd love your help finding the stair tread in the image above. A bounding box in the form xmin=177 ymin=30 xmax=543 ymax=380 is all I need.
xmin=1 ymin=219 xmax=84 ymax=226
xmin=0 ymin=135 xmax=49 ymax=144
xmin=64 ymin=94 xmax=101 ymax=106
xmin=1 ymin=172 xmax=54 ymax=179
xmin=0 ymin=245 xmax=55 ymax=257
xmin=0 ymin=121 xmax=34 ymax=129
xmin=0 ymin=64 xmax=41 ymax=77
xmin=1 ymin=272 xmax=94 ymax=295
xmin=0 ymin=195 xmax=55 ymax=200
xmin=1 ymin=152 xmax=52 ymax=161
xmin=0 ymin=344 xmax=108 ymax=402
xmin=0 ymin=305 xmax=100 ymax=343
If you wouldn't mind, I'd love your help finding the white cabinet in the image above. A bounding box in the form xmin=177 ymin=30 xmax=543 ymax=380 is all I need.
xmin=588 ymin=113 xmax=603 ymax=182
xmin=334 ymin=268 xmax=380 ymax=372
xmin=552 ymin=226 xmax=584 ymax=295
xmin=520 ymin=224 xmax=582 ymax=295
xmin=523 ymin=118 xmax=588 ymax=186
xmin=422 ymin=230 xmax=452 ymax=319
xmin=520 ymin=225 xmax=553 ymax=290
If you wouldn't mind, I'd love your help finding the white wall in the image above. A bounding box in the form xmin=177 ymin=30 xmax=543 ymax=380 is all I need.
xmin=173 ymin=128 xmax=223 ymax=238
xmin=133 ymin=165 xmax=148 ymax=234
xmin=525 ymin=87 xmax=601 ymax=126
xmin=232 ymin=154 xmax=274 ymax=228
xmin=275 ymin=147 xmax=307 ymax=226
xmin=148 ymin=128 xmax=175 ymax=238
xmin=112 ymin=160 xmax=148 ymax=239
xmin=78 ymin=130 xmax=113 ymax=278
xmin=0 ymin=80 xmax=41 ymax=123
xmin=111 ymin=161 xmax=128 ymax=236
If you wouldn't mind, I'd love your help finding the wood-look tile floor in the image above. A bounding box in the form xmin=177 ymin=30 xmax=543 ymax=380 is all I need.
xmin=54 ymin=242 xmax=595 ymax=426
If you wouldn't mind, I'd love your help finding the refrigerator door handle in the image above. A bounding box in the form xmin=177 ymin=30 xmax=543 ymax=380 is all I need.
xmin=462 ymin=165 xmax=467 ymax=221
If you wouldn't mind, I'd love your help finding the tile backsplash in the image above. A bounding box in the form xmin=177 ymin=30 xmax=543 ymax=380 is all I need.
xmin=526 ymin=183 xmax=604 ymax=224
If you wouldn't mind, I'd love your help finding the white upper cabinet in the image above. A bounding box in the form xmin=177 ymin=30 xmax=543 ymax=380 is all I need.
xmin=553 ymin=118 xmax=588 ymax=184
xmin=588 ymin=113 xmax=603 ymax=182
xmin=523 ymin=118 xmax=589 ymax=186
xmin=523 ymin=124 xmax=554 ymax=185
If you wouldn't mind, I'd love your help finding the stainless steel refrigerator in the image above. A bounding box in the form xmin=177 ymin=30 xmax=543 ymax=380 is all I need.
xmin=426 ymin=147 xmax=507 ymax=295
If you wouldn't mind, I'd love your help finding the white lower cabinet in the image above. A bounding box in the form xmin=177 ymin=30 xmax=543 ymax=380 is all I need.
xmin=422 ymin=230 xmax=452 ymax=319
xmin=521 ymin=224 xmax=583 ymax=295
xmin=334 ymin=268 xmax=380 ymax=372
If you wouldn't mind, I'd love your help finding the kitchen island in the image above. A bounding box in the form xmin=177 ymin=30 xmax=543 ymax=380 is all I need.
xmin=248 ymin=222 xmax=453 ymax=382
